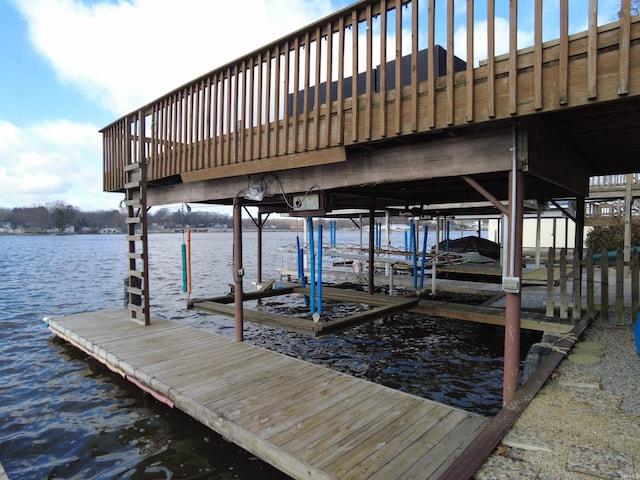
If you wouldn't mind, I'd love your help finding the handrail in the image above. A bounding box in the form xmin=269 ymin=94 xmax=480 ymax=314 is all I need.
xmin=102 ymin=0 xmax=638 ymax=193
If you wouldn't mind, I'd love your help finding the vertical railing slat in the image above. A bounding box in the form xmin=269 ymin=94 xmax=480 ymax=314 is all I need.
xmin=632 ymin=250 xmax=639 ymax=319
xmin=284 ymin=43 xmax=291 ymax=153
xmin=586 ymin=251 xmax=595 ymax=319
xmin=427 ymin=0 xmax=435 ymax=128
xmin=560 ymin=248 xmax=568 ymax=319
xmin=411 ymin=0 xmax=419 ymax=131
xmin=395 ymin=0 xmax=402 ymax=135
xmin=546 ymin=247 xmax=555 ymax=317
xmin=324 ymin=30 xmax=332 ymax=148
xmin=559 ymin=0 xmax=569 ymax=105
xmin=351 ymin=9 xmax=359 ymax=143
xmin=337 ymin=15 xmax=345 ymax=145
xmin=256 ymin=54 xmax=263 ymax=159
xmin=366 ymin=4 xmax=373 ymax=140
xmin=587 ymin=0 xmax=598 ymax=100
xmin=266 ymin=50 xmax=273 ymax=157
xmin=619 ymin=0 xmax=631 ymax=95
xmin=225 ymin=68 xmax=232 ymax=164
xmin=274 ymin=45 xmax=282 ymax=156
xmin=293 ymin=36 xmax=301 ymax=152
xmin=508 ymin=0 xmax=517 ymax=115
xmin=379 ymin=0 xmax=388 ymax=138
xmin=601 ymin=249 xmax=609 ymax=321
xmin=446 ymin=0 xmax=454 ymax=125
xmin=232 ymin=64 xmax=239 ymax=163
xmin=616 ymin=250 xmax=624 ymax=323
xmin=303 ymin=32 xmax=311 ymax=151
xmin=572 ymin=252 xmax=582 ymax=322
xmin=212 ymin=74 xmax=220 ymax=167
xmin=534 ymin=0 xmax=543 ymax=110
xmin=465 ymin=0 xmax=474 ymax=122
xmin=314 ymin=27 xmax=321 ymax=149
xmin=487 ymin=0 xmax=495 ymax=118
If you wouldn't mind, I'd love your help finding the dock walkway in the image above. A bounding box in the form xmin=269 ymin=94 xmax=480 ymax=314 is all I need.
xmin=46 ymin=309 xmax=487 ymax=480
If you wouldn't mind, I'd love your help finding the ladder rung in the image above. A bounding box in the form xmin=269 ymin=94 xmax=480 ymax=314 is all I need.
xmin=128 ymin=287 xmax=143 ymax=296
xmin=125 ymin=200 xmax=141 ymax=208
xmin=127 ymin=235 xmax=143 ymax=241
xmin=124 ymin=162 xmax=141 ymax=172
xmin=128 ymin=252 xmax=144 ymax=259
xmin=128 ymin=270 xmax=144 ymax=277
xmin=124 ymin=181 xmax=140 ymax=190
xmin=125 ymin=217 xmax=141 ymax=224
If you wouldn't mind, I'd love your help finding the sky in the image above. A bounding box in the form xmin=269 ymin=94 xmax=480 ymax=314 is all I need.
xmin=0 ymin=0 xmax=622 ymax=213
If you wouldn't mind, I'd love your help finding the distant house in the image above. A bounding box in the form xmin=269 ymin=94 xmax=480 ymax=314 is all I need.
xmin=0 ymin=222 xmax=13 ymax=234
xmin=100 ymin=227 xmax=119 ymax=234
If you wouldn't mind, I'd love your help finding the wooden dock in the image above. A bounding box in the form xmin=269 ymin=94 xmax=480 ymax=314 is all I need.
xmin=45 ymin=309 xmax=488 ymax=480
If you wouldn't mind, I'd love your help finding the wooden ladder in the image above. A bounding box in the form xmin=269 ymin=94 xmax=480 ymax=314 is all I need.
xmin=124 ymin=161 xmax=150 ymax=325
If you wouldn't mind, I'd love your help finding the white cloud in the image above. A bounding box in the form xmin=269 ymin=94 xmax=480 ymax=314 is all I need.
xmin=0 ymin=119 xmax=120 ymax=210
xmin=13 ymin=0 xmax=338 ymax=117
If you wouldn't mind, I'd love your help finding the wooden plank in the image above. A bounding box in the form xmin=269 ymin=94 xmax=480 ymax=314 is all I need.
xmin=446 ymin=0 xmax=454 ymax=125
xmin=428 ymin=0 xmax=436 ymax=127
xmin=465 ymin=0 xmax=474 ymax=122
xmin=395 ymin=0 xmax=402 ymax=134
xmin=46 ymin=309 xmax=487 ymax=480
xmin=534 ymin=0 xmax=543 ymax=110
xmin=313 ymin=27 xmax=321 ymax=149
xmin=365 ymin=4 xmax=373 ymax=140
xmin=324 ymin=26 xmax=333 ymax=147
xmin=379 ymin=0 xmax=388 ymax=137
xmin=414 ymin=300 xmax=573 ymax=333
xmin=411 ymin=0 xmax=418 ymax=131
xmin=559 ymin=0 xmax=569 ymax=104
xmin=508 ymin=0 xmax=517 ymax=114
xmin=351 ymin=9 xmax=359 ymax=143
xmin=486 ymin=0 xmax=495 ymax=118
xmin=293 ymin=36 xmax=300 ymax=152
xmin=587 ymin=0 xmax=598 ymax=99
xmin=303 ymin=32 xmax=310 ymax=151
xmin=619 ymin=0 xmax=631 ymax=94
xmin=180 ymin=145 xmax=346 ymax=183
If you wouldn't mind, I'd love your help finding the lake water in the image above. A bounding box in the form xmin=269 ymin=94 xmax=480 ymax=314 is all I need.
xmin=0 ymin=231 xmax=538 ymax=479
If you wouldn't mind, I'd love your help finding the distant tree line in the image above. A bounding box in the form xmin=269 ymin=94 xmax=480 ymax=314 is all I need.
xmin=0 ymin=202 xmax=359 ymax=234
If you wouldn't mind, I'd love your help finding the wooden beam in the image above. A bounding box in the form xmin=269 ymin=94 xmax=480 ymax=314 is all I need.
xmin=181 ymin=146 xmax=346 ymax=183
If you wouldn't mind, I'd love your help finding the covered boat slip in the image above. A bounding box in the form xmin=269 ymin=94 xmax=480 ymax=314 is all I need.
xmin=45 ymin=309 xmax=487 ymax=480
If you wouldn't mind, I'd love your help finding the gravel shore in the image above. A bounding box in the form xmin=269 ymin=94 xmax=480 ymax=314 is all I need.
xmin=476 ymin=313 xmax=640 ymax=479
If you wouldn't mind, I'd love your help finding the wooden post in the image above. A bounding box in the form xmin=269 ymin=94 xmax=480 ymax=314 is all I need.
xmin=616 ymin=250 xmax=624 ymax=324
xmin=558 ymin=248 xmax=567 ymax=318
xmin=233 ymin=197 xmax=244 ymax=342
xmin=632 ymin=250 xmax=639 ymax=320
xmin=546 ymin=247 xmax=555 ymax=318
xmin=572 ymin=253 xmax=582 ymax=322
xmin=586 ymin=250 xmax=595 ymax=319
xmin=601 ymin=250 xmax=609 ymax=321
xmin=503 ymin=169 xmax=523 ymax=405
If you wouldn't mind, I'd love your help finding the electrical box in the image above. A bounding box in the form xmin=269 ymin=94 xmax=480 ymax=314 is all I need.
xmin=502 ymin=276 xmax=521 ymax=294
xmin=292 ymin=193 xmax=321 ymax=211
xmin=288 ymin=192 xmax=326 ymax=216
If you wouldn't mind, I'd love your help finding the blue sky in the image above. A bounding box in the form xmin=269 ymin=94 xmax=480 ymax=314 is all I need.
xmin=0 ymin=0 xmax=621 ymax=212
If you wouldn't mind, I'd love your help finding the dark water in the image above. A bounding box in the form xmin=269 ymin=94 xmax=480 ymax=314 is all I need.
xmin=0 ymin=231 xmax=537 ymax=479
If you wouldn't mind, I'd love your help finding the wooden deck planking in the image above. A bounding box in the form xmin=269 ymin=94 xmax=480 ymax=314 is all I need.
xmin=46 ymin=308 xmax=488 ymax=480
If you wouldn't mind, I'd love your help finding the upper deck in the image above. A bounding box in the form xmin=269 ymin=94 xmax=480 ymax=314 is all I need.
xmin=102 ymin=0 xmax=640 ymax=210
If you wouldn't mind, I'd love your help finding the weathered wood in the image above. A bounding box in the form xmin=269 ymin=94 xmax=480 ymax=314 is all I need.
xmin=586 ymin=250 xmax=595 ymax=319
xmin=546 ymin=247 xmax=555 ymax=317
xmin=616 ymin=249 xmax=625 ymax=323
xmin=46 ymin=309 xmax=487 ymax=480
xmin=633 ymin=250 xmax=640 ymax=320
xmin=560 ymin=248 xmax=568 ymax=319
xmin=414 ymin=300 xmax=573 ymax=333
xmin=601 ymin=249 xmax=609 ymax=321
xmin=572 ymin=252 xmax=582 ymax=322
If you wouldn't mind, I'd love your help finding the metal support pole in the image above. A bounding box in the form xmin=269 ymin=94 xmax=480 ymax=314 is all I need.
xmin=503 ymin=169 xmax=524 ymax=404
xmin=257 ymin=212 xmax=263 ymax=285
xmin=233 ymin=197 xmax=244 ymax=342
xmin=368 ymin=207 xmax=375 ymax=294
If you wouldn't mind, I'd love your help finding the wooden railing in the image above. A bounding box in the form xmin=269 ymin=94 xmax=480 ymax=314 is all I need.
xmin=102 ymin=0 xmax=639 ymax=192
xmin=546 ymin=247 xmax=640 ymax=323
